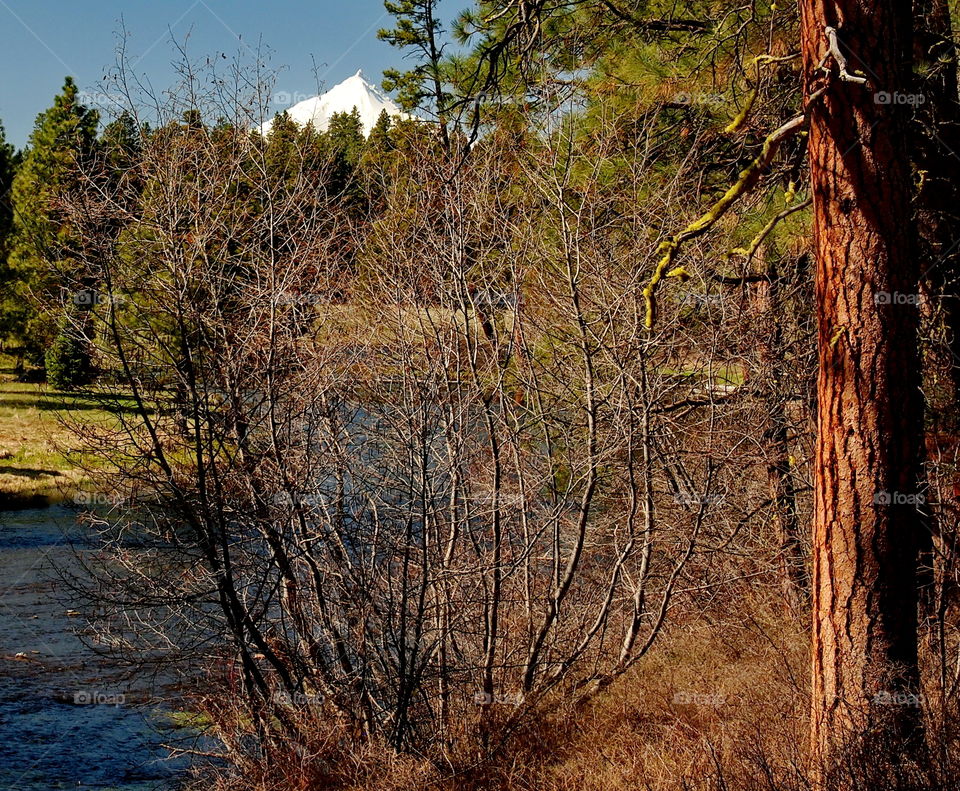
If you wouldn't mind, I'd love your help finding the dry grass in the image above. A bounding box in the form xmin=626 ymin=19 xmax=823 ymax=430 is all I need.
xmin=0 ymin=383 xmax=87 ymax=506
xmin=427 ymin=590 xmax=812 ymax=791
xmin=189 ymin=590 xmax=817 ymax=791
xmin=538 ymin=605 xmax=810 ymax=791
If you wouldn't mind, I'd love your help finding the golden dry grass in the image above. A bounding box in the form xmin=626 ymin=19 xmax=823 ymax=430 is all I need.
xmin=536 ymin=605 xmax=809 ymax=791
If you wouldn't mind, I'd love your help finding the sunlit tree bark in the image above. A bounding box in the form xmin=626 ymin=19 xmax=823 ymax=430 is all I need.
xmin=800 ymin=0 xmax=926 ymax=780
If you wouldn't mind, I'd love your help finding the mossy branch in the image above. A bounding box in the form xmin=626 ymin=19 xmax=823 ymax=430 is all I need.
xmin=724 ymin=85 xmax=758 ymax=134
xmin=642 ymin=113 xmax=806 ymax=329
xmin=724 ymin=61 xmax=761 ymax=134
xmin=728 ymin=196 xmax=813 ymax=266
xmin=725 ymin=54 xmax=799 ymax=135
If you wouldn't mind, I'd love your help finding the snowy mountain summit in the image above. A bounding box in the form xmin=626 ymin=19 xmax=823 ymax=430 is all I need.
xmin=261 ymin=70 xmax=410 ymax=137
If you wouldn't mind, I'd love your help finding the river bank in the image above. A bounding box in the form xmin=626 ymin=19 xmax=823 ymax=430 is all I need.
xmin=0 ymin=352 xmax=141 ymax=508
xmin=0 ymin=377 xmax=93 ymax=508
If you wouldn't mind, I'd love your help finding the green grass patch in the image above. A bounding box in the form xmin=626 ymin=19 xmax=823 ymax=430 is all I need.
xmin=0 ymin=354 xmax=142 ymax=508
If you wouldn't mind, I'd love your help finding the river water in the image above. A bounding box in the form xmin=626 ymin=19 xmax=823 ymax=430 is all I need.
xmin=0 ymin=506 xmax=188 ymax=790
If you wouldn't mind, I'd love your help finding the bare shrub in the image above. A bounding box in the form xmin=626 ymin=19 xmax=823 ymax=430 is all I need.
xmin=48 ymin=49 xmax=825 ymax=789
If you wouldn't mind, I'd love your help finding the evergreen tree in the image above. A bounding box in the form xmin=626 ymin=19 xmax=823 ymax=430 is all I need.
xmin=100 ymin=110 xmax=142 ymax=175
xmin=0 ymin=121 xmax=19 ymax=354
xmin=6 ymin=77 xmax=99 ymax=371
xmin=359 ymin=110 xmax=397 ymax=206
xmin=802 ymin=0 xmax=927 ymax=778
xmin=379 ymin=0 xmax=451 ymax=149
xmin=45 ymin=325 xmax=92 ymax=390
xmin=0 ymin=122 xmax=14 ymax=247
xmin=324 ymin=109 xmax=366 ymax=200
xmin=263 ymin=111 xmax=302 ymax=183
xmin=326 ymin=109 xmax=365 ymax=168
xmin=367 ymin=109 xmax=394 ymax=152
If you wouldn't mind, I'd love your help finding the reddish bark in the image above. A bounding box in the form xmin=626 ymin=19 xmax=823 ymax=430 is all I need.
xmin=800 ymin=0 xmax=926 ymax=776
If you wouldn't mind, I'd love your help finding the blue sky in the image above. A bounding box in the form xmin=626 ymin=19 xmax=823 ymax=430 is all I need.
xmin=0 ymin=0 xmax=467 ymax=147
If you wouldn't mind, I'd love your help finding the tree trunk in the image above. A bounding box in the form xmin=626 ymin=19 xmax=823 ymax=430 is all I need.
xmin=800 ymin=0 xmax=927 ymax=781
xmin=754 ymin=258 xmax=809 ymax=606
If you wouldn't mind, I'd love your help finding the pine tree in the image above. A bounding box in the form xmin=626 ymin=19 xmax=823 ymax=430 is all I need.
xmin=0 ymin=122 xmax=14 ymax=246
xmin=800 ymin=0 xmax=927 ymax=780
xmin=367 ymin=109 xmax=394 ymax=151
xmin=263 ymin=111 xmax=302 ymax=183
xmin=100 ymin=110 xmax=142 ymax=176
xmin=326 ymin=109 xmax=364 ymax=165
xmin=0 ymin=121 xmax=19 ymax=355
xmin=379 ymin=0 xmax=451 ymax=149
xmin=45 ymin=325 xmax=92 ymax=390
xmin=324 ymin=109 xmax=366 ymax=200
xmin=6 ymin=77 xmax=99 ymax=371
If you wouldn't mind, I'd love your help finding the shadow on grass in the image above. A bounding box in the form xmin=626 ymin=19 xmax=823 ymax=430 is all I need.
xmin=0 ymin=467 xmax=63 ymax=479
xmin=0 ymin=392 xmax=151 ymax=416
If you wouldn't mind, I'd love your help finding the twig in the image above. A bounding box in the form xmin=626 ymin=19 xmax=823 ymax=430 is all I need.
xmin=729 ymin=196 xmax=813 ymax=266
xmin=821 ymin=26 xmax=868 ymax=85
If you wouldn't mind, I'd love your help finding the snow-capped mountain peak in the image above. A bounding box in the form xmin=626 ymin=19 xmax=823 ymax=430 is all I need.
xmin=261 ymin=71 xmax=410 ymax=138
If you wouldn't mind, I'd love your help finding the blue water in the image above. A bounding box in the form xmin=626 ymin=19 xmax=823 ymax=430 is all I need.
xmin=0 ymin=507 xmax=188 ymax=790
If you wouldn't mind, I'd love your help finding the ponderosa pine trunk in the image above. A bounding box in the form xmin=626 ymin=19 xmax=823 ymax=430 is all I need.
xmin=799 ymin=0 xmax=927 ymax=781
